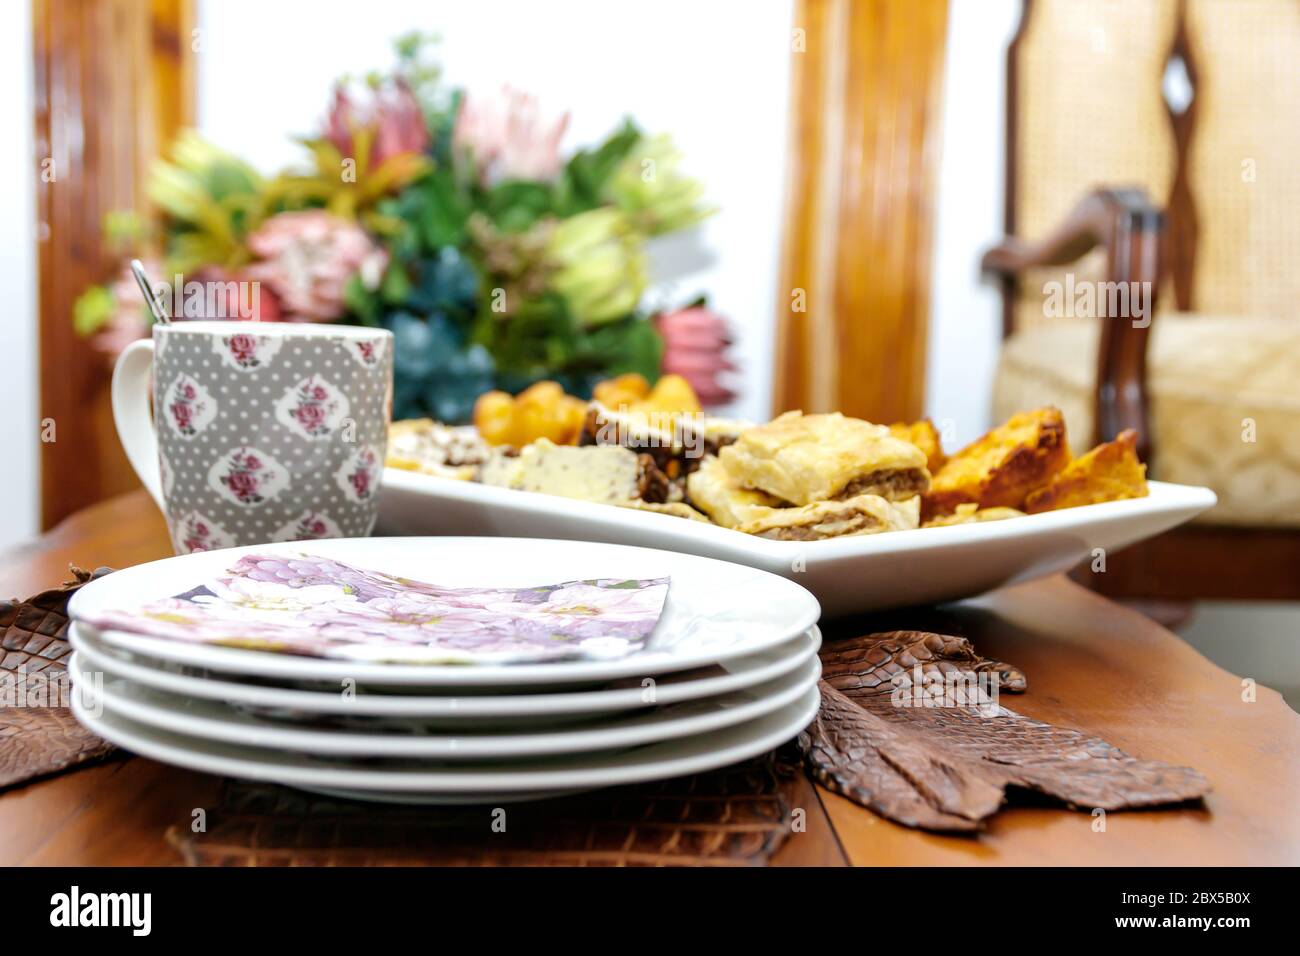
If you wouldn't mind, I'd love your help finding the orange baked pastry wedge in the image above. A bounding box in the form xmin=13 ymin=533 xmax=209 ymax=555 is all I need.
xmin=1024 ymin=429 xmax=1149 ymax=513
xmin=924 ymin=407 xmax=1071 ymax=515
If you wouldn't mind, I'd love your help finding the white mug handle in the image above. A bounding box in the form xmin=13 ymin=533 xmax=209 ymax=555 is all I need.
xmin=110 ymin=337 xmax=165 ymax=510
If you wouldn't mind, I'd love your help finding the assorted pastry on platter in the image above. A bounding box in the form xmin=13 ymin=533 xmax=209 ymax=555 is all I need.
xmin=386 ymin=374 xmax=1150 ymax=542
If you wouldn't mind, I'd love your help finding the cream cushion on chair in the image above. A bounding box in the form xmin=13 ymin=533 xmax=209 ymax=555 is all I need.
xmin=994 ymin=315 xmax=1300 ymax=527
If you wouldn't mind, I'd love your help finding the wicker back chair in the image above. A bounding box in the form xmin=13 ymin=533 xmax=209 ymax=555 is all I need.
xmin=982 ymin=0 xmax=1300 ymax=600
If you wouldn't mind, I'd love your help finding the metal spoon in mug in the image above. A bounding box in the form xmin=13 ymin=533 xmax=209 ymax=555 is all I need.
xmin=129 ymin=259 xmax=171 ymax=325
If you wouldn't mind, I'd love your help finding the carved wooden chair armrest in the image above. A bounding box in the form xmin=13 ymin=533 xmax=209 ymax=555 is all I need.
xmin=981 ymin=188 xmax=1164 ymax=463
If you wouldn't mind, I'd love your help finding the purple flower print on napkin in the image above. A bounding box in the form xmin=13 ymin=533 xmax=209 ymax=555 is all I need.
xmin=83 ymin=554 xmax=670 ymax=665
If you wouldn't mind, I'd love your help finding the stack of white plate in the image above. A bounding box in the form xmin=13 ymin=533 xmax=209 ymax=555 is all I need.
xmin=66 ymin=538 xmax=822 ymax=804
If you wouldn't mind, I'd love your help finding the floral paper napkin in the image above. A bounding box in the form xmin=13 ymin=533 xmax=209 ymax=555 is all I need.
xmin=81 ymin=554 xmax=670 ymax=665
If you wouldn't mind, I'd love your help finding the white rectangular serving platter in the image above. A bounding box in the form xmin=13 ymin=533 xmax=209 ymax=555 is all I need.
xmin=377 ymin=469 xmax=1216 ymax=617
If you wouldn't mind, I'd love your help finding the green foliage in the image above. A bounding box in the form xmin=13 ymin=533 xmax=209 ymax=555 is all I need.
xmin=343 ymin=274 xmax=381 ymax=327
xmin=267 ymin=132 xmax=432 ymax=230
xmin=391 ymin=171 xmax=473 ymax=251
xmin=103 ymin=210 xmax=146 ymax=250
xmin=554 ymin=119 xmax=643 ymax=217
xmin=146 ymin=130 xmax=272 ymax=271
xmin=72 ymin=285 xmax=119 ymax=337
xmin=576 ymin=312 xmax=664 ymax=381
xmin=393 ymin=30 xmax=446 ymax=112
xmin=73 ymin=33 xmax=711 ymax=422
xmin=482 ymin=179 xmax=557 ymax=233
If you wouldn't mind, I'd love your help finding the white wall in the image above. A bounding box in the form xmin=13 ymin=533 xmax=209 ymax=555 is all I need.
xmin=196 ymin=0 xmax=1021 ymax=439
xmin=196 ymin=0 xmax=794 ymax=422
xmin=0 ymin=0 xmax=40 ymax=551
xmin=924 ymin=0 xmax=1022 ymax=448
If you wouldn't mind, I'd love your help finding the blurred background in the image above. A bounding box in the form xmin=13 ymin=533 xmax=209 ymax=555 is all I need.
xmin=2 ymin=0 xmax=1296 ymax=701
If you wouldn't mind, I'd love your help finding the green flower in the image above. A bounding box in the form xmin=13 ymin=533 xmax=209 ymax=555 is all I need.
xmin=146 ymin=130 xmax=269 ymax=271
xmin=546 ymin=208 xmax=647 ymax=327
xmin=606 ymin=134 xmax=714 ymax=236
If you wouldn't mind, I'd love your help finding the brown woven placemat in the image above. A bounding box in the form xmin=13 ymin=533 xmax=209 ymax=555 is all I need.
xmin=0 ymin=568 xmax=118 ymax=791
xmin=167 ymin=750 xmax=805 ymax=866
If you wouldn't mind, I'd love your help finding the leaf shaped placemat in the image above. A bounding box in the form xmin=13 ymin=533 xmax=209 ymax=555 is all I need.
xmin=0 ymin=568 xmax=118 ymax=791
xmin=800 ymin=630 xmax=1210 ymax=832
xmin=166 ymin=752 xmax=804 ymax=866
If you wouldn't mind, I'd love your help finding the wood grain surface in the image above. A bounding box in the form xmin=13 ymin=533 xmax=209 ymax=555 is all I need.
xmin=773 ymin=0 xmax=948 ymax=424
xmin=32 ymin=0 xmax=195 ymax=529
xmin=1 ymin=491 xmax=1296 ymax=865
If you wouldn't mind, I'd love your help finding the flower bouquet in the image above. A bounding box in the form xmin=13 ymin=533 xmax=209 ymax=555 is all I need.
xmin=74 ymin=33 xmax=734 ymax=422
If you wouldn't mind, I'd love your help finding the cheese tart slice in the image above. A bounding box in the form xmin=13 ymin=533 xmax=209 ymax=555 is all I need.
xmin=479 ymin=439 xmax=677 ymax=505
xmin=719 ymin=411 xmax=930 ymax=506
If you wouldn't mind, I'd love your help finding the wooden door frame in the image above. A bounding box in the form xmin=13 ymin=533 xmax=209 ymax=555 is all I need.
xmin=774 ymin=0 xmax=949 ymax=424
xmin=32 ymin=0 xmax=195 ymax=529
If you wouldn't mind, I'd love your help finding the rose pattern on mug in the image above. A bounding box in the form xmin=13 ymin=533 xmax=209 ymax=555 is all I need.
xmin=126 ymin=325 xmax=392 ymax=554
xmin=171 ymin=510 xmax=236 ymax=554
xmin=214 ymin=332 xmax=282 ymax=371
xmin=163 ymin=373 xmax=216 ymax=438
xmin=274 ymin=375 xmax=350 ymax=440
xmin=347 ymin=336 xmax=387 ymax=368
xmin=335 ymin=444 xmax=381 ymax=502
xmin=271 ymin=510 xmax=343 ymax=543
xmin=207 ymin=446 xmax=291 ymax=507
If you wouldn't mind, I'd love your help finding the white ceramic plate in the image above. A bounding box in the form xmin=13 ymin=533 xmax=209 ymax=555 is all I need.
xmin=71 ymin=686 xmax=821 ymax=803
xmin=70 ymin=651 xmax=819 ymax=759
xmin=68 ymin=537 xmax=820 ymax=686
xmin=379 ymin=472 xmax=1217 ymax=616
xmin=70 ymin=622 xmax=819 ymax=722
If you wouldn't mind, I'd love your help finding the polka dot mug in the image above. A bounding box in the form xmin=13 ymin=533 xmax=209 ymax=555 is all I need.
xmin=111 ymin=321 xmax=393 ymax=554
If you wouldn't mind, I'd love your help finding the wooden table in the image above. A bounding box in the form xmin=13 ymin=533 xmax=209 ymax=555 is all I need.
xmin=3 ymin=491 xmax=1298 ymax=866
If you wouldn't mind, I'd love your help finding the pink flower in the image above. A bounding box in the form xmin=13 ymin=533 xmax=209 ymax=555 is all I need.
xmin=245 ymin=211 xmax=388 ymax=322
xmin=228 ymin=334 xmax=258 ymax=362
xmin=191 ymin=266 xmax=284 ymax=322
xmin=453 ymin=87 xmax=570 ymax=185
xmin=294 ymin=401 xmax=328 ymax=432
xmin=171 ymin=401 xmax=194 ymax=431
xmin=349 ymin=468 xmax=371 ymax=499
xmin=655 ymin=305 xmax=737 ymax=407
xmin=223 ymin=470 xmax=260 ymax=501
xmin=183 ymin=522 xmax=210 ymax=552
xmin=324 ymin=79 xmax=430 ymax=169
